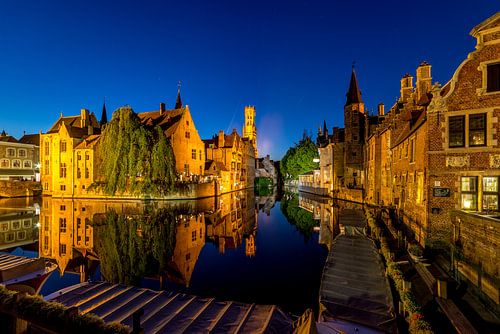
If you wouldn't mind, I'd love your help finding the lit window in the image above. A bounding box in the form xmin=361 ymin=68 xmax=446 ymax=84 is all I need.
xmin=469 ymin=113 xmax=486 ymax=147
xmin=23 ymin=160 xmax=32 ymax=168
xmin=60 ymin=163 xmax=67 ymax=178
xmin=59 ymin=218 xmax=67 ymax=233
xmin=192 ymin=149 xmax=196 ymax=159
xmin=18 ymin=149 xmax=26 ymax=157
xmin=483 ymin=176 xmax=499 ymax=211
xmin=486 ymin=63 xmax=500 ymax=93
xmin=6 ymin=148 xmax=15 ymax=157
xmin=0 ymin=223 xmax=8 ymax=232
xmin=461 ymin=176 xmax=478 ymax=210
xmin=0 ymin=159 xmax=9 ymax=168
xmin=12 ymin=159 xmax=21 ymax=168
xmin=44 ymin=141 xmax=50 ymax=156
xmin=449 ymin=116 xmax=465 ymax=147
xmin=12 ymin=221 xmax=20 ymax=230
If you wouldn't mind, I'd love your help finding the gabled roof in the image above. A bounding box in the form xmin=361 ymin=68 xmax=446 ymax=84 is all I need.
xmin=19 ymin=134 xmax=40 ymax=145
xmin=0 ymin=135 xmax=18 ymax=143
xmin=470 ymin=12 xmax=500 ymax=37
xmin=74 ymin=134 xmax=101 ymax=149
xmin=137 ymin=108 xmax=184 ymax=138
xmin=47 ymin=113 xmax=100 ymax=136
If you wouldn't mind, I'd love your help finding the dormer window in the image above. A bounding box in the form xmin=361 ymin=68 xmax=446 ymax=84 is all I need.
xmin=486 ymin=63 xmax=500 ymax=93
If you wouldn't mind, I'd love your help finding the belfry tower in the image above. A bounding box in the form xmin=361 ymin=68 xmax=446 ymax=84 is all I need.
xmin=242 ymin=105 xmax=258 ymax=158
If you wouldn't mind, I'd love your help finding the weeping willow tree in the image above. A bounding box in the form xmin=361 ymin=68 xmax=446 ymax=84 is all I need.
xmin=93 ymin=207 xmax=182 ymax=285
xmin=96 ymin=107 xmax=176 ymax=196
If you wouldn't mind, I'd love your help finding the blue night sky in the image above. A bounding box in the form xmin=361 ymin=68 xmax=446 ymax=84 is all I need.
xmin=0 ymin=1 xmax=497 ymax=159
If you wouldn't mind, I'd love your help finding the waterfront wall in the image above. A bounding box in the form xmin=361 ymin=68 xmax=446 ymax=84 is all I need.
xmin=0 ymin=181 xmax=41 ymax=198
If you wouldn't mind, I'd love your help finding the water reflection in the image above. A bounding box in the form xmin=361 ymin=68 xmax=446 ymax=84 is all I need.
xmin=1 ymin=190 xmax=335 ymax=314
xmin=0 ymin=198 xmax=39 ymax=251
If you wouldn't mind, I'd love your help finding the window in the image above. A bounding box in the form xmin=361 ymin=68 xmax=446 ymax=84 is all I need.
xmin=60 ymin=163 xmax=66 ymax=178
xmin=43 ymin=236 xmax=49 ymax=251
xmin=77 ymin=218 xmax=81 ymax=229
xmin=199 ymin=150 xmax=202 ymax=160
xmin=449 ymin=116 xmax=465 ymax=147
xmin=60 ymin=205 xmax=66 ymax=211
xmin=60 ymin=185 xmax=66 ymax=191
xmin=486 ymin=63 xmax=500 ymax=93
xmin=23 ymin=160 xmax=31 ymax=168
xmin=6 ymin=148 xmax=15 ymax=157
xmin=85 ymin=168 xmax=89 ymax=178
xmin=77 ymin=153 xmax=81 ymax=161
xmin=12 ymin=159 xmax=21 ymax=168
xmin=85 ymin=153 xmax=89 ymax=160
xmin=60 ymin=244 xmax=67 ymax=255
xmin=18 ymin=149 xmax=26 ymax=157
xmin=185 ymin=131 xmax=190 ymax=139
xmin=17 ymin=231 xmax=26 ymax=240
xmin=469 ymin=113 xmax=486 ymax=147
xmin=461 ymin=176 xmax=478 ymax=210
xmin=0 ymin=223 xmax=8 ymax=232
xmin=60 ymin=141 xmax=67 ymax=152
xmin=0 ymin=159 xmax=9 ymax=168
xmin=483 ymin=176 xmax=499 ymax=210
xmin=44 ymin=160 xmax=49 ymax=175
xmin=191 ymin=230 xmax=197 ymax=241
xmin=410 ymin=138 xmax=416 ymax=163
xmin=44 ymin=141 xmax=50 ymax=156
xmin=23 ymin=220 xmax=30 ymax=228
xmin=12 ymin=221 xmax=20 ymax=230
xmin=192 ymin=149 xmax=196 ymax=159
xmin=59 ymin=218 xmax=67 ymax=233
xmin=77 ymin=168 xmax=81 ymax=179
xmin=184 ymin=164 xmax=189 ymax=174
xmin=44 ymin=183 xmax=48 ymax=190
xmin=186 ymin=121 xmax=189 ymax=126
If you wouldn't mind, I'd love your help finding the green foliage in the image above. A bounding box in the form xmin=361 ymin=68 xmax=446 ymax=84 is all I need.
xmin=93 ymin=206 xmax=185 ymax=285
xmin=280 ymin=134 xmax=319 ymax=180
xmin=96 ymin=107 xmax=176 ymax=196
xmin=280 ymin=192 xmax=318 ymax=239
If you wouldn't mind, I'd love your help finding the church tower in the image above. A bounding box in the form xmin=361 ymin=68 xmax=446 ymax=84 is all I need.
xmin=344 ymin=66 xmax=365 ymax=188
xmin=242 ymin=105 xmax=258 ymax=157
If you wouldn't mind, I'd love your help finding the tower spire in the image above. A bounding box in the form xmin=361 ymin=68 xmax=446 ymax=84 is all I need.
xmin=323 ymin=120 xmax=328 ymax=137
xmin=100 ymin=98 xmax=108 ymax=127
xmin=346 ymin=65 xmax=363 ymax=105
xmin=175 ymin=81 xmax=183 ymax=109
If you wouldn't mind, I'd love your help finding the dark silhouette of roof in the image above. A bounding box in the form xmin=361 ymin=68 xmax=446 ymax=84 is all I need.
xmin=346 ymin=68 xmax=363 ymax=105
xmin=100 ymin=102 xmax=108 ymax=126
xmin=175 ymin=85 xmax=183 ymax=109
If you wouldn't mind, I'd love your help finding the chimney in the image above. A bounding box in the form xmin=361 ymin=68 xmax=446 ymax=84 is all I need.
xmin=218 ymin=130 xmax=224 ymax=147
xmin=80 ymin=109 xmax=89 ymax=127
xmin=88 ymin=125 xmax=93 ymax=136
xmin=160 ymin=102 xmax=165 ymax=115
xmin=416 ymin=61 xmax=432 ymax=103
xmin=400 ymin=74 xmax=413 ymax=103
xmin=377 ymin=103 xmax=385 ymax=116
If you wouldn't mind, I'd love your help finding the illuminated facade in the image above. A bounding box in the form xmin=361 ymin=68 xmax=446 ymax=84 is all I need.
xmin=242 ymin=105 xmax=258 ymax=158
xmin=0 ymin=131 xmax=40 ymax=181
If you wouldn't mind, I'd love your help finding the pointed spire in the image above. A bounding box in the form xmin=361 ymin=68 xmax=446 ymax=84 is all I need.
xmin=100 ymin=99 xmax=108 ymax=127
xmin=346 ymin=64 xmax=363 ymax=105
xmin=175 ymin=81 xmax=183 ymax=109
xmin=323 ymin=120 xmax=328 ymax=137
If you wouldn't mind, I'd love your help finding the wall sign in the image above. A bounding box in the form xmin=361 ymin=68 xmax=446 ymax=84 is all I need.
xmin=433 ymin=187 xmax=450 ymax=197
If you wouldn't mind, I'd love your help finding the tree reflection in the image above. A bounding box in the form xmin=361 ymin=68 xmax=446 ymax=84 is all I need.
xmin=93 ymin=206 xmax=189 ymax=285
xmin=280 ymin=192 xmax=318 ymax=240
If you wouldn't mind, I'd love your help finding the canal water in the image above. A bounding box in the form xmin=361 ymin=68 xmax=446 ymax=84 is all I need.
xmin=0 ymin=190 xmax=331 ymax=316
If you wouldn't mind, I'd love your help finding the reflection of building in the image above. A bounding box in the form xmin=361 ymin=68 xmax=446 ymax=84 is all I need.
xmin=0 ymin=131 xmax=40 ymax=181
xmin=206 ymin=190 xmax=257 ymax=256
xmin=167 ymin=214 xmax=205 ymax=287
xmin=0 ymin=211 xmax=39 ymax=250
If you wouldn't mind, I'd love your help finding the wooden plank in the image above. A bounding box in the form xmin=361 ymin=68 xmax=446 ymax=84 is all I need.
xmin=436 ymin=297 xmax=478 ymax=334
